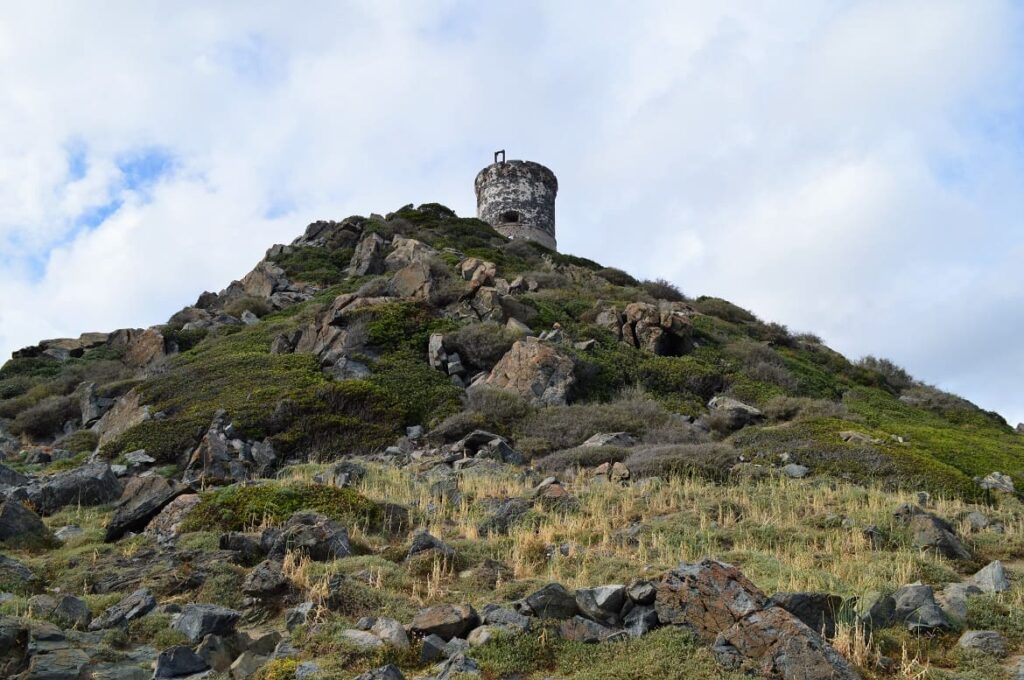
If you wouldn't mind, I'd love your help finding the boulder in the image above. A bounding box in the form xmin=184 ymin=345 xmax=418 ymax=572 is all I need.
xmin=388 ymin=261 xmax=439 ymax=301
xmin=27 ymin=463 xmax=122 ymax=516
xmin=560 ymin=615 xmax=623 ymax=643
xmin=714 ymin=605 xmax=860 ymax=680
xmin=145 ymin=494 xmax=201 ymax=545
xmin=385 ymin=236 xmax=437 ymax=270
xmin=899 ymin=508 xmax=970 ymax=560
xmin=958 ymin=630 xmax=1007 ymax=657
xmin=940 ymin=582 xmax=982 ymax=623
xmin=94 ymin=389 xmax=151 ymax=449
xmin=654 ymin=560 xmax=768 ymax=641
xmin=480 ymin=605 xmax=530 ymax=633
xmin=523 ymin=583 xmax=579 ymax=619
xmin=623 ymin=604 xmax=659 ymax=637
xmin=242 ymin=560 xmax=288 ymax=596
xmin=50 ymin=596 xmax=91 ymax=630
xmin=575 ymin=585 xmax=626 ymax=626
xmin=0 ymin=500 xmax=51 ymax=546
xmin=341 ymin=629 xmax=384 ymax=649
xmin=229 ymin=650 xmax=267 ymax=679
xmin=972 ymin=560 xmax=1010 ymax=593
xmin=0 ymin=554 xmax=36 ymax=592
xmin=782 ymin=463 xmax=810 ymax=479
xmin=348 ymin=232 xmax=387 ymax=276
xmin=355 ymin=665 xmax=405 ymax=680
xmin=122 ymin=327 xmax=167 ymax=369
xmin=581 ymin=432 xmax=637 ymax=448
xmin=411 ymin=604 xmax=480 ymax=641
xmin=264 ymin=511 xmax=351 ymax=561
xmin=104 ymin=475 xmax=188 ymax=542
xmin=892 ymin=583 xmax=950 ymax=633
xmin=154 ymin=645 xmax=209 ymax=678
xmin=769 ymin=592 xmax=844 ymax=639
xmin=977 ymin=471 xmax=1015 ymax=494
xmin=707 ymin=396 xmax=763 ymax=430
xmin=0 ymin=463 xmax=30 ymax=488
xmin=484 ymin=337 xmax=575 ymax=406
xmin=371 ymin=618 xmax=410 ymax=649
xmin=89 ymin=589 xmax=157 ymax=630
xmin=196 ymin=633 xmax=247 ymax=672
xmin=184 ymin=411 xmax=247 ymax=486
xmin=172 ymin=604 xmax=241 ymax=643
xmin=407 ymin=531 xmax=456 ymax=561
xmin=22 ymin=647 xmax=91 ymax=680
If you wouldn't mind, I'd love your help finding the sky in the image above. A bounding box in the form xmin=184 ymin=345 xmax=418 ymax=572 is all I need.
xmin=1 ymin=1 xmax=1023 ymax=425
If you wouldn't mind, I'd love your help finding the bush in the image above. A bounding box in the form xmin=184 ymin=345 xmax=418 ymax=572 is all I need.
xmin=465 ymin=386 xmax=532 ymax=429
xmin=54 ymin=429 xmax=99 ymax=454
xmin=182 ymin=482 xmax=384 ymax=533
xmin=692 ymin=297 xmax=757 ymax=324
xmin=596 ymin=267 xmax=640 ymax=287
xmin=641 ymin=278 xmax=686 ymax=302
xmin=623 ymin=443 xmax=737 ymax=481
xmin=762 ymin=395 xmax=847 ymax=422
xmin=367 ymin=351 xmax=462 ymax=428
xmin=224 ymin=295 xmax=272 ymax=319
xmin=536 ymin=445 xmax=632 ymax=472
xmin=446 ymin=321 xmax=518 ymax=371
xmin=9 ymin=395 xmax=78 ymax=439
xmin=857 ymin=355 xmax=915 ymax=393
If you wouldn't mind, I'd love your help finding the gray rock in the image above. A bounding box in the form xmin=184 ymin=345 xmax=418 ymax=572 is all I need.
xmin=229 ymin=650 xmax=267 ymax=679
xmin=89 ymin=588 xmax=156 ymax=630
xmin=0 ymin=463 xmax=29 ymax=487
xmin=978 ymin=471 xmax=1015 ymax=493
xmin=0 ymin=498 xmax=52 ymax=546
xmin=941 ymin=582 xmax=982 ymax=623
xmin=580 ymin=432 xmax=637 ymax=448
xmin=154 ymin=645 xmax=210 ymax=678
xmin=349 ymin=232 xmax=387 ymax=276
xmin=22 ymin=647 xmax=91 ymax=680
xmin=958 ymin=629 xmax=1007 ymax=657
xmin=411 ymin=603 xmax=480 ymax=641
xmin=623 ymin=604 xmax=659 ymax=637
xmin=769 ymin=592 xmax=844 ymax=639
xmin=627 ymin=580 xmax=657 ymax=605
xmin=433 ymin=653 xmax=479 ymax=679
xmin=407 ymin=531 xmax=456 ymax=561
xmin=964 ymin=510 xmax=989 ymax=532
xmin=51 ymin=595 xmax=92 ymax=630
xmin=296 ymin=662 xmax=322 ymax=680
xmin=371 ymin=617 xmax=410 ymax=649
xmin=480 ymin=605 xmax=530 ymax=633
xmin=104 ymin=475 xmax=187 ymax=542
xmin=559 ymin=615 xmax=623 ymax=643
xmin=172 ymin=603 xmax=241 ymax=643
xmin=124 ymin=450 xmax=155 ymax=465
xmin=892 ymin=584 xmax=950 ymax=632
xmin=355 ymin=665 xmax=404 ymax=680
xmin=477 ymin=497 xmax=532 ymax=536
xmin=53 ymin=525 xmax=83 ymax=543
xmin=524 ymin=583 xmax=578 ymax=619
xmin=781 ymin=463 xmax=810 ymax=479
xmin=908 ymin=512 xmax=970 ymax=560
xmin=575 ymin=585 xmax=626 ymax=626
xmin=341 ymin=629 xmax=384 ymax=649
xmin=242 ymin=559 xmax=288 ymax=596
xmin=285 ymin=602 xmax=314 ymax=632
xmin=707 ymin=396 xmax=763 ymax=429
xmin=196 ymin=633 xmax=246 ymax=672
xmin=264 ymin=511 xmax=351 ymax=561
xmin=28 ymin=463 xmax=123 ymax=515
xmin=972 ymin=560 xmax=1010 ymax=593
xmin=420 ymin=633 xmax=447 ymax=662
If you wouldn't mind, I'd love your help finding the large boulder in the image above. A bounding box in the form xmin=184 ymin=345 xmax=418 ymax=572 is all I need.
xmin=154 ymin=645 xmax=210 ymax=678
xmin=484 ymin=337 xmax=575 ymax=406
xmin=411 ymin=604 xmax=479 ymax=641
xmin=575 ymin=585 xmax=626 ymax=626
xmin=715 ymin=605 xmax=860 ymax=680
xmin=0 ymin=500 xmax=52 ymax=547
xmin=184 ymin=411 xmax=248 ymax=486
xmin=977 ymin=471 xmax=1015 ymax=494
xmin=908 ymin=513 xmax=970 ymax=560
xmin=89 ymin=588 xmax=157 ymax=630
xmin=891 ymin=584 xmax=950 ymax=633
xmin=172 ymin=604 xmax=241 ymax=643
xmin=769 ymin=592 xmax=845 ymax=639
xmin=264 ymin=511 xmax=351 ymax=561
xmin=972 ymin=560 xmax=1010 ymax=593
xmin=654 ymin=560 xmax=768 ymax=640
xmin=348 ymin=232 xmax=387 ymax=276
xmin=707 ymin=396 xmax=763 ymax=430
xmin=104 ymin=475 xmax=188 ymax=542
xmin=26 ymin=463 xmax=122 ymax=516
xmin=0 ymin=463 xmax=29 ymax=488
xmin=523 ymin=583 xmax=579 ymax=619
xmin=958 ymin=630 xmax=1007 ymax=657
xmin=94 ymin=389 xmax=151 ymax=448
xmin=145 ymin=494 xmax=202 ymax=545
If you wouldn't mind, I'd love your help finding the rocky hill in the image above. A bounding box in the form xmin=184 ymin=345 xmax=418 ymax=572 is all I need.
xmin=1 ymin=203 xmax=1022 ymax=679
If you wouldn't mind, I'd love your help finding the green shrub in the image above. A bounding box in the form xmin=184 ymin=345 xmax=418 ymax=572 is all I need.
xmin=857 ymin=355 xmax=915 ymax=393
xmin=446 ymin=321 xmax=518 ymax=371
xmin=623 ymin=443 xmax=737 ymax=481
xmin=9 ymin=395 xmax=79 ymax=438
xmin=54 ymin=429 xmax=99 ymax=453
xmin=368 ymin=351 xmax=462 ymax=428
xmin=641 ymin=278 xmax=687 ymax=302
xmin=0 ymin=375 xmax=34 ymax=400
xmin=536 ymin=445 xmax=632 ymax=472
xmin=271 ymin=245 xmax=355 ymax=285
xmin=596 ymin=267 xmax=640 ymax=287
xmin=224 ymin=295 xmax=273 ymax=319
xmin=182 ymin=482 xmax=384 ymax=533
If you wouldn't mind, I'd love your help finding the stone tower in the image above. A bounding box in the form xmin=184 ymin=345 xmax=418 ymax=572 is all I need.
xmin=475 ymin=152 xmax=558 ymax=250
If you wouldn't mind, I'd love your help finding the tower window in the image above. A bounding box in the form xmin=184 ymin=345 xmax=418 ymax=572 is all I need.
xmin=501 ymin=210 xmax=520 ymax=223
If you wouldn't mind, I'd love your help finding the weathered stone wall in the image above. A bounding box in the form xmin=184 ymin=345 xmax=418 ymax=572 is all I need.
xmin=474 ymin=160 xmax=558 ymax=250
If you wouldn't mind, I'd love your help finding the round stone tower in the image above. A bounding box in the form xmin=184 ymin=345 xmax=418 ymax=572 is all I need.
xmin=475 ymin=152 xmax=558 ymax=250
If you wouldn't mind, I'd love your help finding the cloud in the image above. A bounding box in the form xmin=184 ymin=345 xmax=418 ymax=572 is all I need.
xmin=1 ymin=1 xmax=1023 ymax=425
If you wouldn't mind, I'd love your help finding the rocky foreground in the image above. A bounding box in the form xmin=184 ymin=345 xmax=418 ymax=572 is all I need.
xmin=2 ymin=204 xmax=1024 ymax=679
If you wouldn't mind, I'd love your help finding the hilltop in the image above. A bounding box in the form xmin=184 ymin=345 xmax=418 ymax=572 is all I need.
xmin=0 ymin=203 xmax=1023 ymax=679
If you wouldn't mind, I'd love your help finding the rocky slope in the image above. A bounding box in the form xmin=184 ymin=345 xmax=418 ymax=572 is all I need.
xmin=1 ymin=203 xmax=1023 ymax=679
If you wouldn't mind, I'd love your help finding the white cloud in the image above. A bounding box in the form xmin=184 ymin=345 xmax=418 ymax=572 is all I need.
xmin=1 ymin=1 xmax=1023 ymax=425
